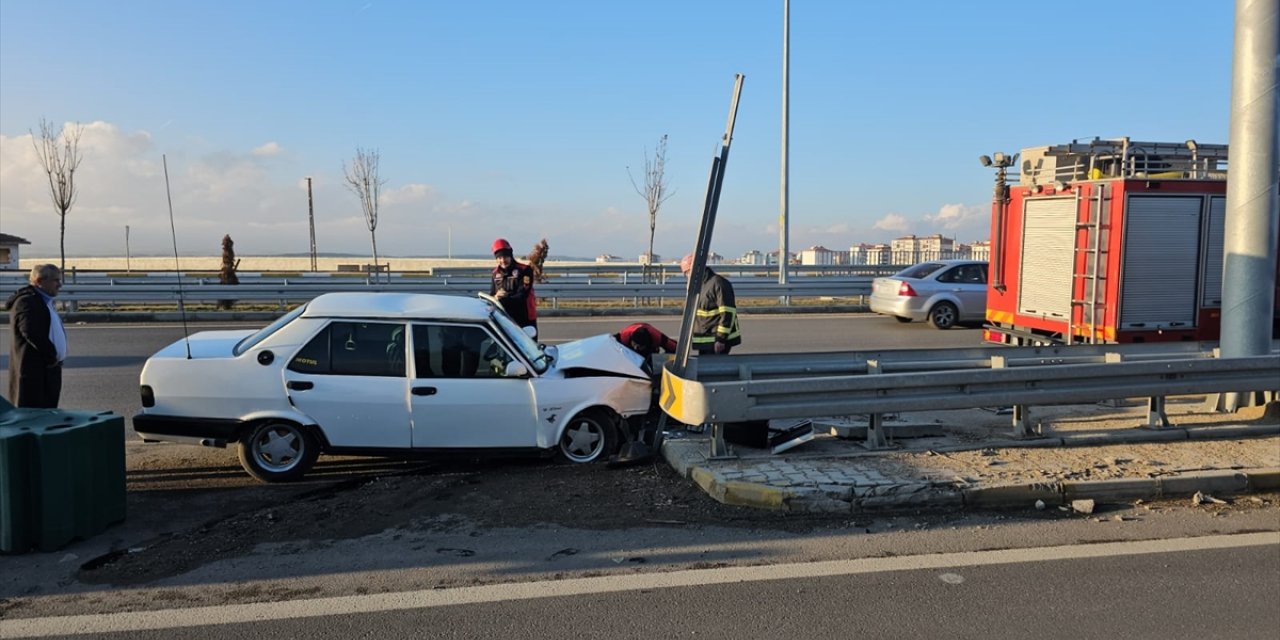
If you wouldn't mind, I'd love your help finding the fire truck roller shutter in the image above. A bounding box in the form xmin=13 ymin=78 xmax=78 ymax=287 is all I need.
xmin=1018 ymin=197 xmax=1076 ymax=320
xmin=1119 ymin=196 xmax=1201 ymax=329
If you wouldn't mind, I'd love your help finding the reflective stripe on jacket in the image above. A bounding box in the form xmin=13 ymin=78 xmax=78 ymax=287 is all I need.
xmin=690 ymin=269 xmax=741 ymax=347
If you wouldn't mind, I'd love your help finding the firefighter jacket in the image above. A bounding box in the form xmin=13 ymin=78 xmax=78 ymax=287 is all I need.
xmin=691 ymin=268 xmax=740 ymax=350
xmin=491 ymin=260 xmax=538 ymax=328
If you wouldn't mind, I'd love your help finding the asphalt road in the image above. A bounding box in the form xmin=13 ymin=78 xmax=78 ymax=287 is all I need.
xmin=1 ymin=312 xmax=985 ymax=428
xmin=11 ymin=534 xmax=1278 ymax=639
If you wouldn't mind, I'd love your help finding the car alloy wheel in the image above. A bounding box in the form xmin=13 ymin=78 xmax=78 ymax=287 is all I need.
xmin=928 ymin=302 xmax=959 ymax=330
xmin=557 ymin=409 xmax=618 ymax=464
xmin=238 ymin=421 xmax=319 ymax=482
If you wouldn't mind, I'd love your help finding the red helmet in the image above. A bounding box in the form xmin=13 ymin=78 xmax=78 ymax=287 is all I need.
xmin=491 ymin=238 xmax=513 ymax=255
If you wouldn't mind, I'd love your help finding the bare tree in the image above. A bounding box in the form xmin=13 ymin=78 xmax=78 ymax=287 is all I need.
xmin=627 ymin=134 xmax=674 ymax=283
xmin=342 ymin=147 xmax=387 ymax=280
xmin=31 ymin=118 xmax=85 ymax=273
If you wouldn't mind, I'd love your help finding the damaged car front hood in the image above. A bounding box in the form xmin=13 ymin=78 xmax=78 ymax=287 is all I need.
xmin=549 ymin=334 xmax=649 ymax=379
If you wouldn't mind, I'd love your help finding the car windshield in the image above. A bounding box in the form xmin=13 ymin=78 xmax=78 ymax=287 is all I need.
xmin=233 ymin=303 xmax=307 ymax=356
xmin=897 ymin=262 xmax=945 ymax=279
xmin=491 ymin=311 xmax=550 ymax=374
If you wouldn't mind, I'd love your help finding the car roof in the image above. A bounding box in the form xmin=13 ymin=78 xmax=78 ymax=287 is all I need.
xmin=301 ymin=292 xmax=495 ymax=321
xmin=921 ymin=259 xmax=986 ymax=266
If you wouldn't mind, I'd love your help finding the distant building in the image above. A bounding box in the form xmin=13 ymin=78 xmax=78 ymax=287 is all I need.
xmin=0 ymin=233 xmax=31 ymax=270
xmin=638 ymin=252 xmax=662 ymax=266
xmin=892 ymin=234 xmax=955 ymax=264
xmin=766 ymin=250 xmax=796 ymax=266
xmin=706 ymin=252 xmax=725 ymax=265
xmin=740 ymin=249 xmax=765 ymax=265
xmin=799 ymin=245 xmax=837 ymax=266
xmin=595 ymin=254 xmax=622 ymax=263
xmin=959 ymin=240 xmax=991 ymax=261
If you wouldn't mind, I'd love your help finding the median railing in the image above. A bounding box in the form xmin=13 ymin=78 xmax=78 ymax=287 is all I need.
xmin=1 ymin=277 xmax=874 ymax=310
xmin=659 ymin=342 xmax=1280 ymax=456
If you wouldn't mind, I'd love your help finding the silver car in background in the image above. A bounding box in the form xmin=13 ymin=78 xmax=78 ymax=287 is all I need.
xmin=869 ymin=259 xmax=989 ymax=329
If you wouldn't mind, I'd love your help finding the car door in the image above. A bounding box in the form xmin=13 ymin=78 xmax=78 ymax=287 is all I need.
xmin=282 ymin=320 xmax=411 ymax=449
xmin=938 ymin=264 xmax=989 ymax=321
xmin=407 ymin=323 xmax=538 ymax=449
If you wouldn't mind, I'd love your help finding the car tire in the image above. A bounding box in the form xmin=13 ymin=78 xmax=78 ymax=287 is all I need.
xmin=237 ymin=421 xmax=320 ymax=482
xmin=894 ymin=316 xmax=912 ymax=323
xmin=928 ymin=302 xmax=959 ymax=330
xmin=556 ymin=409 xmax=618 ymax=464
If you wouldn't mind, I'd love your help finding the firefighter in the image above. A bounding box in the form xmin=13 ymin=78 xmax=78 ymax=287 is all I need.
xmin=612 ymin=322 xmax=677 ymax=358
xmin=489 ymin=238 xmax=538 ymax=331
xmin=680 ymin=253 xmax=741 ymax=354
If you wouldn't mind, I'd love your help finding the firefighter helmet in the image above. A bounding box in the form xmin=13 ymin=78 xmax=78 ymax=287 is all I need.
xmin=491 ymin=238 xmax=513 ymax=256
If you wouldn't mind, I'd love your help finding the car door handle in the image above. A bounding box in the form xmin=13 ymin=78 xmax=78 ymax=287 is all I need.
xmin=412 ymin=386 xmax=437 ymax=396
xmin=287 ymin=381 xmax=314 ymax=391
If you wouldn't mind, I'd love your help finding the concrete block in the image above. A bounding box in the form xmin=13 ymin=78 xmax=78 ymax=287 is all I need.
xmin=1247 ymin=469 xmax=1280 ymax=491
xmin=718 ymin=480 xmax=790 ymax=510
xmin=1062 ymin=429 xmax=1187 ymax=447
xmin=857 ymin=488 xmax=963 ymax=511
xmin=963 ymin=482 xmax=1064 ymax=509
xmin=1064 ymin=478 xmax=1161 ymax=502
xmin=1158 ymin=471 xmax=1249 ymax=497
xmin=1183 ymin=424 xmax=1280 ymax=441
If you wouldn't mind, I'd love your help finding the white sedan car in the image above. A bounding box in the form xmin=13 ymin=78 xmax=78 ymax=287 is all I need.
xmin=133 ymin=292 xmax=653 ymax=482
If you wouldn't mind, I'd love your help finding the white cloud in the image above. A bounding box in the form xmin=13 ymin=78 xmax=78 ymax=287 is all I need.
xmin=925 ymin=202 xmax=986 ymax=231
xmin=252 ymin=142 xmax=283 ymax=157
xmin=872 ymin=213 xmax=912 ymax=234
xmin=381 ymin=183 xmax=435 ymax=206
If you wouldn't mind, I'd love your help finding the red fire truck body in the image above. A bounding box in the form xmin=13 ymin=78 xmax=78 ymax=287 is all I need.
xmin=983 ymin=138 xmax=1274 ymax=345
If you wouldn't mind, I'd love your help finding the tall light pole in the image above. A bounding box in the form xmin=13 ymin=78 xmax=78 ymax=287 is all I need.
xmin=125 ymin=225 xmax=131 ymax=273
xmin=306 ymin=176 xmax=317 ymax=271
xmin=779 ymin=0 xmax=790 ymax=284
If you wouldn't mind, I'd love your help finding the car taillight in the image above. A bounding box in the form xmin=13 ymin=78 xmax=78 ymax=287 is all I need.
xmin=897 ymin=282 xmax=917 ymax=297
xmin=140 ymin=385 xmax=155 ymax=408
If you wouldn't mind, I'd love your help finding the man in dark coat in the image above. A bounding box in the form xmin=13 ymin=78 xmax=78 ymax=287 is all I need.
xmin=6 ymin=264 xmax=66 ymax=408
xmin=680 ymin=254 xmax=741 ymax=355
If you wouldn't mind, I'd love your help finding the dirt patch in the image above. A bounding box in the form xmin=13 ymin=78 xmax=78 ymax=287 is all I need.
xmin=79 ymin=457 xmax=837 ymax=586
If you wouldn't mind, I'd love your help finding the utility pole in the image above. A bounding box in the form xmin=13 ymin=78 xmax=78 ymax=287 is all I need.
xmin=779 ymin=0 xmax=791 ymax=287
xmin=125 ymin=225 xmax=131 ymax=273
xmin=306 ymin=176 xmax=317 ymax=271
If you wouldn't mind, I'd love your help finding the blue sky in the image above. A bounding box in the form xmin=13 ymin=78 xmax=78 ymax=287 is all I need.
xmin=0 ymin=1 xmax=1236 ymax=259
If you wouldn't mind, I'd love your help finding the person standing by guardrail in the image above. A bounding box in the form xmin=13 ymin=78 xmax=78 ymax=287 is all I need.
xmin=680 ymin=254 xmax=741 ymax=355
xmin=5 ymin=264 xmax=67 ymax=408
xmin=490 ymin=238 xmax=538 ymax=332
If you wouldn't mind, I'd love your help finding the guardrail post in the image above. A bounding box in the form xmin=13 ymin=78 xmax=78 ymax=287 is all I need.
xmin=993 ymin=355 xmax=1038 ymax=438
xmin=861 ymin=359 xmax=891 ymax=450
xmin=708 ymin=422 xmax=735 ymax=459
xmin=1140 ymin=396 xmax=1173 ymax=429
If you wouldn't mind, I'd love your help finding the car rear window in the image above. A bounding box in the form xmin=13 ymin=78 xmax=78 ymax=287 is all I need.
xmin=897 ymin=263 xmax=945 ymax=279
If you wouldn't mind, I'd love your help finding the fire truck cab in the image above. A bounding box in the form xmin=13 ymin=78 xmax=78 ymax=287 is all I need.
xmin=984 ymin=137 xmax=1278 ymax=346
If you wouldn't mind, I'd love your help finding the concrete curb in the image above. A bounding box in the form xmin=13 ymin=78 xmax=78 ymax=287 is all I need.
xmin=660 ymin=436 xmax=1280 ymax=513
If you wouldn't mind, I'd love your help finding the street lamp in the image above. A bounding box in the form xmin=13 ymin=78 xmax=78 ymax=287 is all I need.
xmin=980 ymin=151 xmax=1016 ymax=292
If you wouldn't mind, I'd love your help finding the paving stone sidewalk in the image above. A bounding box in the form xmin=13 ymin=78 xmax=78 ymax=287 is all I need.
xmin=659 ymin=397 xmax=1280 ymax=513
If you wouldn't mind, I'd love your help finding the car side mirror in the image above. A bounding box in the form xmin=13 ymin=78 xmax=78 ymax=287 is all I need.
xmin=523 ymin=326 xmax=538 ymax=339
xmin=504 ymin=361 xmax=529 ymax=377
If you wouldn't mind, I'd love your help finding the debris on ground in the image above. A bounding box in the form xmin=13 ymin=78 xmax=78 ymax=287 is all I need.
xmin=1071 ymin=499 xmax=1096 ymax=515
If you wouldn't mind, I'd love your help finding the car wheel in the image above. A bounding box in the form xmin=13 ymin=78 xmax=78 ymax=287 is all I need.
xmin=556 ymin=409 xmax=618 ymax=464
xmin=928 ymin=302 xmax=959 ymax=330
xmin=894 ymin=316 xmax=912 ymax=323
xmin=237 ymin=421 xmax=320 ymax=482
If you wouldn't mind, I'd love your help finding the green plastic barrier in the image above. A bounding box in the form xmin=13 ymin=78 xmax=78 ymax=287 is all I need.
xmin=0 ymin=396 xmax=127 ymax=554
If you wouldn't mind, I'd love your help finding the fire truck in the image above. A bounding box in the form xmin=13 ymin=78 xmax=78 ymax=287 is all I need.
xmin=983 ymin=137 xmax=1278 ymax=346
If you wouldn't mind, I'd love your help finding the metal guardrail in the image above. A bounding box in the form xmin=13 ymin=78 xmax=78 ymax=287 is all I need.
xmin=10 ymin=279 xmax=873 ymax=309
xmin=659 ymin=342 xmax=1280 ymax=456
